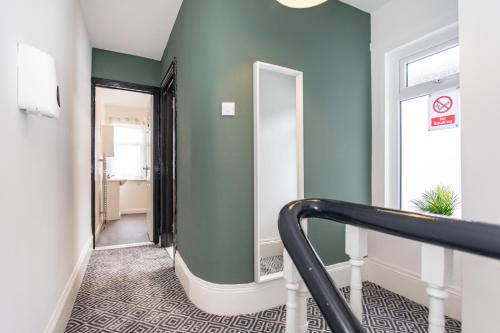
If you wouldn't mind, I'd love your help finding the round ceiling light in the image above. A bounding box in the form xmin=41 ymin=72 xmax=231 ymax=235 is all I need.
xmin=276 ymin=0 xmax=328 ymax=8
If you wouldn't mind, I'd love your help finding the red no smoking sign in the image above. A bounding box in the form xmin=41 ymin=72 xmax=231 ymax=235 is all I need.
xmin=433 ymin=96 xmax=453 ymax=114
xmin=428 ymin=90 xmax=460 ymax=131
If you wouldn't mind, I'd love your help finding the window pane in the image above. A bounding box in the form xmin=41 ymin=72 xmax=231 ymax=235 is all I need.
xmin=406 ymin=46 xmax=459 ymax=87
xmin=113 ymin=145 xmax=142 ymax=179
xmin=400 ymin=95 xmax=461 ymax=217
xmin=114 ymin=126 xmax=144 ymax=145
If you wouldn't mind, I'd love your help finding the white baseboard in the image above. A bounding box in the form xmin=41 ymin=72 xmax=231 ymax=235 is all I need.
xmin=95 ymin=242 xmax=153 ymax=251
xmin=260 ymin=238 xmax=284 ymax=258
xmin=175 ymin=251 xmax=351 ymax=316
xmin=166 ymin=246 xmax=174 ymax=259
xmin=326 ymin=260 xmax=354 ymax=289
xmin=365 ymin=258 xmax=462 ymax=320
xmin=120 ymin=209 xmax=148 ymax=215
xmin=95 ymin=220 xmax=104 ymax=239
xmin=175 ymin=252 xmax=287 ymax=315
xmin=44 ymin=236 xmax=93 ymax=333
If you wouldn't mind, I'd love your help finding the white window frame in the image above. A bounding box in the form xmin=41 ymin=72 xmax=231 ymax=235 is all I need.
xmin=399 ymin=39 xmax=459 ymax=101
xmin=111 ymin=123 xmax=148 ymax=181
xmin=385 ymin=24 xmax=459 ymax=209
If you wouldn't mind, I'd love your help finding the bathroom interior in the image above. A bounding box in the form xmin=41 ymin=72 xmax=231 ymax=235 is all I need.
xmin=94 ymin=87 xmax=154 ymax=248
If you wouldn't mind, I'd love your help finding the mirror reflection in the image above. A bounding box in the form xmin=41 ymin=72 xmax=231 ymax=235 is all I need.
xmin=254 ymin=62 xmax=303 ymax=282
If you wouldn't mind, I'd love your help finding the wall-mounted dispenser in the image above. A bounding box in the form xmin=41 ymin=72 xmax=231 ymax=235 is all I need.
xmin=17 ymin=43 xmax=60 ymax=118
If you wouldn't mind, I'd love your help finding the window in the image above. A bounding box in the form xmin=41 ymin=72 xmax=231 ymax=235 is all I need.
xmin=110 ymin=125 xmax=148 ymax=180
xmin=398 ymin=41 xmax=461 ymax=217
xmin=405 ymin=45 xmax=459 ymax=87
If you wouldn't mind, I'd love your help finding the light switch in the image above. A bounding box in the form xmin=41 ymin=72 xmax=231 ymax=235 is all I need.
xmin=221 ymin=102 xmax=235 ymax=116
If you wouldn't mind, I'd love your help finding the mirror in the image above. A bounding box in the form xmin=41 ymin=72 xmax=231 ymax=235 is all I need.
xmin=253 ymin=61 xmax=304 ymax=282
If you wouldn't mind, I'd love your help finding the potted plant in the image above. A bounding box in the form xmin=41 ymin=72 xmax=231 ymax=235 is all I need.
xmin=411 ymin=184 xmax=459 ymax=217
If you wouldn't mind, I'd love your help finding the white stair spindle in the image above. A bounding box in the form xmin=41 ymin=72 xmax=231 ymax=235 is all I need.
xmin=421 ymin=244 xmax=453 ymax=333
xmin=284 ymin=251 xmax=308 ymax=333
xmin=345 ymin=226 xmax=368 ymax=321
xmin=426 ymin=285 xmax=448 ymax=333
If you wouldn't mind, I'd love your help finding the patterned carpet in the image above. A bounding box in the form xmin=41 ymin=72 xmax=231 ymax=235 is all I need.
xmin=260 ymin=255 xmax=283 ymax=276
xmin=66 ymin=246 xmax=461 ymax=333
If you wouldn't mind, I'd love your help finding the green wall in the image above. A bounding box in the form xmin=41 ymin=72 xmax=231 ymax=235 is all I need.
xmin=92 ymin=48 xmax=161 ymax=86
xmin=161 ymin=0 xmax=371 ymax=284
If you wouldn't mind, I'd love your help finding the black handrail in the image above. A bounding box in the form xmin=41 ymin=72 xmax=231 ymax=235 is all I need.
xmin=278 ymin=199 xmax=500 ymax=333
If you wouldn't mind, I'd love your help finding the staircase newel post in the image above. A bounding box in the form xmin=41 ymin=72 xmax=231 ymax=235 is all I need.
xmin=345 ymin=225 xmax=368 ymax=321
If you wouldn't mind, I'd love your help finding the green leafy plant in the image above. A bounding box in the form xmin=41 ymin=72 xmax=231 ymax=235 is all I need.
xmin=411 ymin=185 xmax=459 ymax=217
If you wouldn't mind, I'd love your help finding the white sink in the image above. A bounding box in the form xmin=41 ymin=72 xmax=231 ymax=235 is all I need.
xmin=108 ymin=178 xmax=127 ymax=186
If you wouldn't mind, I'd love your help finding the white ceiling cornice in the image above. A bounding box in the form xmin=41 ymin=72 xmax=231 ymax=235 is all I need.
xmin=80 ymin=0 xmax=183 ymax=60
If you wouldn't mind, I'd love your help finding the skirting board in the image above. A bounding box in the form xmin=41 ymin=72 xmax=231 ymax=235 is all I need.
xmin=260 ymin=238 xmax=284 ymax=258
xmin=95 ymin=242 xmax=154 ymax=251
xmin=44 ymin=236 xmax=93 ymax=333
xmin=175 ymin=251 xmax=351 ymax=316
xmin=121 ymin=209 xmax=148 ymax=215
xmin=95 ymin=220 xmax=104 ymax=239
xmin=365 ymin=258 xmax=462 ymax=320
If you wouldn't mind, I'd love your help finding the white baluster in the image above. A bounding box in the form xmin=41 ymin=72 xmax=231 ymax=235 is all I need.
xmin=426 ymin=285 xmax=448 ymax=333
xmin=421 ymin=244 xmax=453 ymax=333
xmin=345 ymin=226 xmax=367 ymax=321
xmin=284 ymin=251 xmax=308 ymax=333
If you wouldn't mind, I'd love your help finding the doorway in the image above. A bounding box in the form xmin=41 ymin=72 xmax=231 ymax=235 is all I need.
xmin=91 ymin=82 xmax=157 ymax=248
xmin=91 ymin=78 xmax=165 ymax=248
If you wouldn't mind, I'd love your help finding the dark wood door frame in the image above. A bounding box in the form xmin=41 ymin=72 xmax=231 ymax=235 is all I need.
xmin=91 ymin=78 xmax=160 ymax=248
xmin=158 ymin=59 xmax=177 ymax=249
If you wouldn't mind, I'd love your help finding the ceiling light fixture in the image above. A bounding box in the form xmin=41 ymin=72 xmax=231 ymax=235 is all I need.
xmin=276 ymin=0 xmax=328 ymax=9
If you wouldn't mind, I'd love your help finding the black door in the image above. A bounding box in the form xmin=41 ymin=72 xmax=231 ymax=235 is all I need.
xmin=156 ymin=61 xmax=176 ymax=248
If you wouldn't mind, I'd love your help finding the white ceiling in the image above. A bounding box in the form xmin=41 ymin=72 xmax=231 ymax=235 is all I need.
xmin=80 ymin=0 xmax=183 ymax=60
xmin=97 ymin=87 xmax=152 ymax=108
xmin=80 ymin=0 xmax=385 ymax=61
xmin=339 ymin=0 xmax=391 ymax=13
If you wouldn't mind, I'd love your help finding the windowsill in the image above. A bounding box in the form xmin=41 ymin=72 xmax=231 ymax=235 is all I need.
xmin=109 ymin=177 xmax=149 ymax=182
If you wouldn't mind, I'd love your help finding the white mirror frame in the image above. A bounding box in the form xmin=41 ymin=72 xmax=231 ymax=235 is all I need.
xmin=253 ymin=61 xmax=304 ymax=283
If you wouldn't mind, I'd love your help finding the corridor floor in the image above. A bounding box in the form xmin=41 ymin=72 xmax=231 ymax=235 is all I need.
xmin=96 ymin=214 xmax=150 ymax=248
xmin=66 ymin=246 xmax=461 ymax=333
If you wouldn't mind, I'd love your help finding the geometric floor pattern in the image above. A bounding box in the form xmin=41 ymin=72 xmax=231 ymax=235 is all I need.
xmin=66 ymin=246 xmax=461 ymax=333
xmin=260 ymin=255 xmax=283 ymax=276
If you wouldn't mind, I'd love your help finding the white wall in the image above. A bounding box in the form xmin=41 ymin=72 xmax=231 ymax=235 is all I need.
xmin=0 ymin=0 xmax=92 ymax=332
xmin=120 ymin=181 xmax=150 ymax=214
xmin=459 ymin=1 xmax=500 ymax=331
xmin=369 ymin=0 xmax=461 ymax=319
